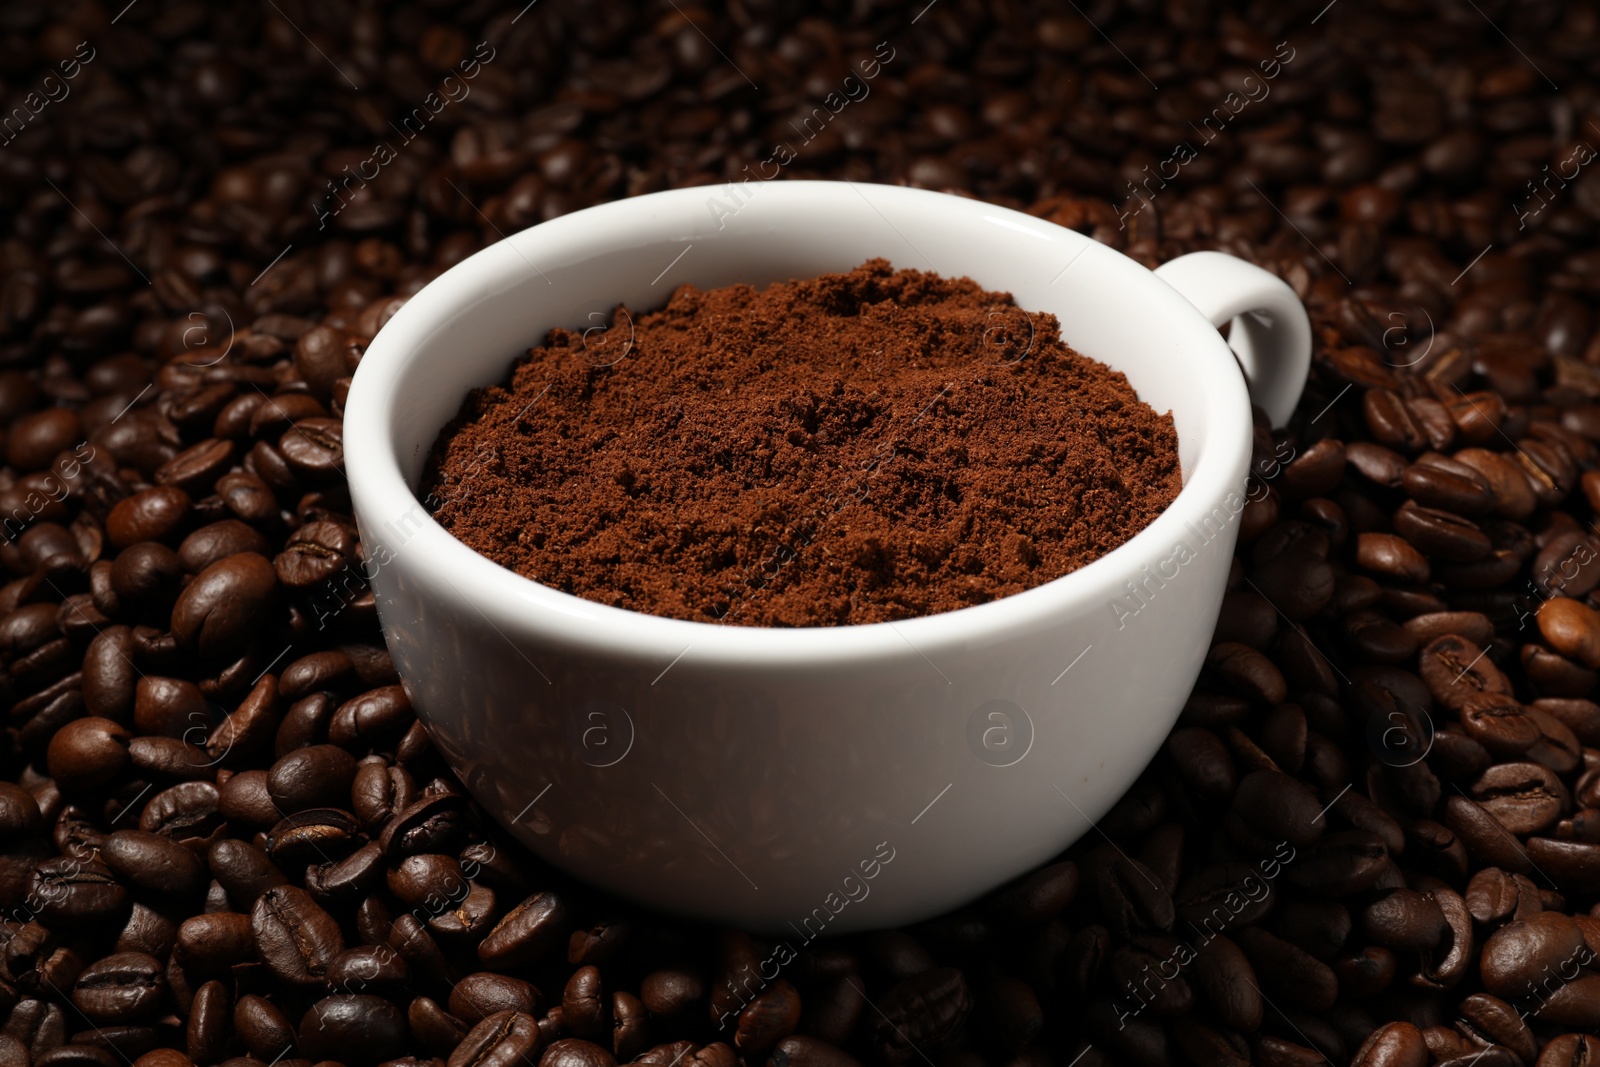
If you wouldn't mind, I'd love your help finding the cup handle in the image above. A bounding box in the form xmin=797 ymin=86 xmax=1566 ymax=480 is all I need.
xmin=1153 ymin=251 xmax=1312 ymax=429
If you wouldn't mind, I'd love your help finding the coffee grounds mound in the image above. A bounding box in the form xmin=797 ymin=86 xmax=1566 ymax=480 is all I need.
xmin=422 ymin=259 xmax=1182 ymax=627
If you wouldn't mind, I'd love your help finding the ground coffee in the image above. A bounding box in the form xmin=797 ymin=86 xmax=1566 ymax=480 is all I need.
xmin=423 ymin=259 xmax=1182 ymax=627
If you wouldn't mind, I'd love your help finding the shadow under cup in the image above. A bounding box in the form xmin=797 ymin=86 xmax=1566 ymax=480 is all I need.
xmin=345 ymin=181 xmax=1254 ymax=932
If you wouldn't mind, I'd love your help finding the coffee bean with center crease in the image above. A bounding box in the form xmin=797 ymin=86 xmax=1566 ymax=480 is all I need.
xmin=275 ymin=520 xmax=358 ymax=588
xmin=378 ymin=790 xmax=464 ymax=857
xmin=447 ymin=1010 xmax=544 ymax=1067
xmin=1458 ymin=692 xmax=1543 ymax=756
xmin=479 ymin=892 xmax=569 ymax=971
xmin=264 ymin=808 xmax=363 ymax=870
xmin=30 ymin=857 xmax=127 ymax=924
xmin=1539 ymin=1035 xmax=1600 ymax=1067
xmin=154 ymin=439 xmax=234 ymax=496
xmin=1419 ymin=633 xmax=1511 ymax=710
xmin=1469 ymin=762 xmax=1568 ymax=835
xmin=250 ymin=885 xmax=343 ymax=986
xmin=1457 ymin=994 xmax=1538 ymax=1065
xmin=1091 ymin=853 xmax=1174 ymax=938
xmin=1393 ymin=501 xmax=1491 ymax=562
xmin=872 ymin=969 xmax=969 ymax=1065
xmin=69 ymin=953 xmax=163 ymax=1024
xmin=279 ymin=419 xmax=344 ymax=478
xmin=1403 ymin=455 xmax=1498 ymax=516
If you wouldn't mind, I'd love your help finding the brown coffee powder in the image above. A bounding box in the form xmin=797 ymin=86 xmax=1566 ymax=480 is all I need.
xmin=422 ymin=259 xmax=1182 ymax=627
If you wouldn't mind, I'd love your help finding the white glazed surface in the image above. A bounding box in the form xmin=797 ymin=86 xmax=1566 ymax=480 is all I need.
xmin=343 ymin=181 xmax=1282 ymax=932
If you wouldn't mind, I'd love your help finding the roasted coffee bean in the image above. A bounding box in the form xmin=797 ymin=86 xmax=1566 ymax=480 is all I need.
xmin=1456 ymin=994 xmax=1536 ymax=1065
xmin=232 ymin=995 xmax=295 ymax=1062
xmin=1403 ymin=457 xmax=1496 ymax=516
xmin=1480 ymin=912 xmax=1588 ymax=1000
xmin=1091 ymin=853 xmax=1174 ymax=938
xmin=297 ymin=995 xmax=406 ymax=1066
xmin=446 ymin=1011 xmax=544 ymax=1067
xmin=1350 ymin=1022 xmax=1428 ymax=1067
xmin=451 ymin=973 xmax=540 ymax=1025
xmin=184 ymin=980 xmax=228 ymax=1065
xmin=640 ymin=969 xmax=703 ymax=1020
xmin=266 ymin=745 xmax=358 ymax=814
xmin=1470 ymin=762 xmax=1568 ymax=835
xmin=106 ymin=488 xmax=191 ymax=549
xmin=30 ymin=857 xmax=127 ymax=924
xmin=332 ymin=685 xmax=414 ymax=750
xmin=1458 ymin=692 xmax=1542 ymax=755
xmin=378 ymin=791 xmax=464 ymax=857
xmin=264 ymin=808 xmax=363 ymax=869
xmin=206 ymin=839 xmax=286 ymax=909
xmin=250 ymin=886 xmax=343 ymax=987
xmin=735 ymin=981 xmax=801 ymax=1056
xmin=540 ymin=1039 xmax=615 ymax=1067
xmin=1393 ymin=501 xmax=1490 ymax=562
xmin=101 ymin=831 xmax=207 ymax=898
xmin=275 ymin=521 xmax=358 ymax=588
xmin=1361 ymin=889 xmax=1447 ymax=951
xmin=1539 ymin=596 xmax=1600 ymax=667
xmin=46 ymin=717 xmax=130 ymax=793
xmin=988 ymin=861 xmax=1078 ymax=924
xmin=305 ymin=840 xmax=385 ymax=905
xmin=1539 ymin=1035 xmax=1600 ymax=1067
xmin=70 ymin=953 xmax=163 ymax=1024
xmin=872 ymin=969 xmax=969 ymax=1064
xmin=10 ymin=410 xmax=81 ymax=473
xmin=1186 ymin=933 xmax=1261 ymax=1033
xmin=479 ymin=891 xmax=569 ymax=971
xmin=1231 ymin=770 xmax=1325 ymax=848
xmin=173 ymin=913 xmax=253 ymax=973
xmin=170 ymin=553 xmax=278 ymax=659
xmin=1445 ymin=795 xmax=1532 ymax=872
xmin=1235 ymin=927 xmax=1338 ymax=1010
xmin=177 ymin=521 xmax=272 ymax=575
xmin=1525 ymin=837 xmax=1600 ymax=891
xmin=326 ymin=943 xmax=408 ymax=997
xmin=1356 ymin=533 xmax=1430 ymax=582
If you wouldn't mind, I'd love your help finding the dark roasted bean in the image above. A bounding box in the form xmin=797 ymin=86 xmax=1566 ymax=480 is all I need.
xmin=70 ymin=953 xmax=163 ymax=1024
xmin=251 ymin=886 xmax=343 ymax=987
xmin=447 ymin=1011 xmax=544 ymax=1067
xmin=170 ymin=552 xmax=278 ymax=659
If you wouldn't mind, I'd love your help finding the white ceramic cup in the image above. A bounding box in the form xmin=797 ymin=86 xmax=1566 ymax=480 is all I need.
xmin=343 ymin=181 xmax=1311 ymax=933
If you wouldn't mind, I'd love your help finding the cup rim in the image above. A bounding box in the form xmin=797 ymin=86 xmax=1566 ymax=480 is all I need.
xmin=344 ymin=181 xmax=1252 ymax=664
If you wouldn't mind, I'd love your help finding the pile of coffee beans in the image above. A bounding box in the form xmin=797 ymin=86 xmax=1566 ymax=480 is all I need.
xmin=0 ymin=0 xmax=1596 ymax=1065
